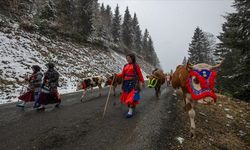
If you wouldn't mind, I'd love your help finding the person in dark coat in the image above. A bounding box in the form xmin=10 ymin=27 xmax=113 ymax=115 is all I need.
xmin=37 ymin=63 xmax=61 ymax=110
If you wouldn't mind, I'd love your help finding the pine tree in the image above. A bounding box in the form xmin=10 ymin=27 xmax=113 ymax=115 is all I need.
xmin=142 ymin=29 xmax=149 ymax=57
xmin=204 ymin=32 xmax=217 ymax=65
xmin=100 ymin=3 xmax=105 ymax=15
xmin=57 ymin=0 xmax=75 ymax=34
xmin=188 ymin=27 xmax=210 ymax=64
xmin=147 ymin=36 xmax=154 ymax=63
xmin=105 ymin=5 xmax=112 ymax=27
xmin=182 ymin=56 xmax=187 ymax=65
xmin=217 ymin=0 xmax=250 ymax=100
xmin=132 ymin=13 xmax=142 ymax=52
xmin=122 ymin=6 xmax=133 ymax=49
xmin=112 ymin=4 xmax=121 ymax=43
xmin=40 ymin=0 xmax=56 ymax=21
xmin=147 ymin=36 xmax=159 ymax=66
xmin=97 ymin=3 xmax=108 ymax=40
xmin=71 ymin=0 xmax=95 ymax=40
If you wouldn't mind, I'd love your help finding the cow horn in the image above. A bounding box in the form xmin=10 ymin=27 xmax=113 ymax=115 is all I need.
xmin=186 ymin=60 xmax=193 ymax=70
xmin=210 ymin=58 xmax=224 ymax=70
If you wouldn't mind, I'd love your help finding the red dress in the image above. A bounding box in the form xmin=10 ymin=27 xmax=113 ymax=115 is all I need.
xmin=18 ymin=73 xmax=37 ymax=102
xmin=117 ymin=63 xmax=144 ymax=107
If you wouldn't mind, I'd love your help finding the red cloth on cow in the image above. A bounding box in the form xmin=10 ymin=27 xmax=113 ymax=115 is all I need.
xmin=186 ymin=70 xmax=217 ymax=101
xmin=18 ymin=90 xmax=34 ymax=102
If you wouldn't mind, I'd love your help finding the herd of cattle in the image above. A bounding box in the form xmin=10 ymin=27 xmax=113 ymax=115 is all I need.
xmin=76 ymin=60 xmax=223 ymax=138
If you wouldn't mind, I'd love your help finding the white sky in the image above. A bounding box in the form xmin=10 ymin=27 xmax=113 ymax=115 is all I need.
xmin=98 ymin=0 xmax=235 ymax=72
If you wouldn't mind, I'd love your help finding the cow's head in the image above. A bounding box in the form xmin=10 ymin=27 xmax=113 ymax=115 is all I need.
xmin=76 ymin=79 xmax=90 ymax=91
xmin=76 ymin=81 xmax=83 ymax=91
xmin=105 ymin=75 xmax=113 ymax=86
xmin=186 ymin=60 xmax=223 ymax=104
xmin=147 ymin=75 xmax=156 ymax=80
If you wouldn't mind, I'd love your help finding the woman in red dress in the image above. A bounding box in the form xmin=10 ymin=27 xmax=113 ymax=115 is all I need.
xmin=17 ymin=65 xmax=43 ymax=108
xmin=116 ymin=54 xmax=145 ymax=118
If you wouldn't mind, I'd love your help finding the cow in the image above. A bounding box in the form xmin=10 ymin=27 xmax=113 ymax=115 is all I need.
xmin=146 ymin=69 xmax=166 ymax=99
xmin=105 ymin=75 xmax=123 ymax=97
xmin=105 ymin=75 xmax=123 ymax=105
xmin=165 ymin=73 xmax=172 ymax=87
xmin=76 ymin=76 xmax=105 ymax=102
xmin=171 ymin=60 xmax=223 ymax=138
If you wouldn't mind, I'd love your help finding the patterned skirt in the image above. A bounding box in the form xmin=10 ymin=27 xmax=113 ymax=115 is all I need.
xmin=120 ymin=80 xmax=141 ymax=107
xmin=39 ymin=87 xmax=61 ymax=105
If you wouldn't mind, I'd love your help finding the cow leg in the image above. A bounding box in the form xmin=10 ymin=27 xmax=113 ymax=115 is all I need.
xmin=159 ymin=86 xmax=161 ymax=95
xmin=91 ymin=87 xmax=93 ymax=96
xmin=98 ymin=85 xmax=102 ymax=96
xmin=155 ymin=87 xmax=159 ymax=99
xmin=113 ymin=86 xmax=117 ymax=105
xmin=155 ymin=87 xmax=158 ymax=98
xmin=81 ymin=89 xmax=86 ymax=102
xmin=113 ymin=86 xmax=116 ymax=97
xmin=186 ymin=98 xmax=196 ymax=138
xmin=189 ymin=107 xmax=196 ymax=138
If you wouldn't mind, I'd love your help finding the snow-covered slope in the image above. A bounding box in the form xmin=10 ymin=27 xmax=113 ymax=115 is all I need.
xmin=0 ymin=24 xmax=154 ymax=104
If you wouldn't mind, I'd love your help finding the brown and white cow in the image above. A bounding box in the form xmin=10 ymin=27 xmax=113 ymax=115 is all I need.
xmin=105 ymin=75 xmax=123 ymax=97
xmin=105 ymin=75 xmax=123 ymax=105
xmin=146 ymin=69 xmax=166 ymax=98
xmin=171 ymin=60 xmax=223 ymax=137
xmin=76 ymin=76 xmax=105 ymax=102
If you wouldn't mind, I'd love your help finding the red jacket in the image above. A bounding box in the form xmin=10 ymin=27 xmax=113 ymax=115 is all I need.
xmin=117 ymin=63 xmax=144 ymax=83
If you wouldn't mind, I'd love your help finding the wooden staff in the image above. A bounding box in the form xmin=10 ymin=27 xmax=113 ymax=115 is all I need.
xmin=102 ymin=75 xmax=116 ymax=119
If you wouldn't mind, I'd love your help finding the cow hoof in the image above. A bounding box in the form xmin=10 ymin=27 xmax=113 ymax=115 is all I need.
xmin=190 ymin=132 xmax=196 ymax=138
xmin=113 ymin=102 xmax=116 ymax=106
xmin=190 ymin=129 xmax=196 ymax=138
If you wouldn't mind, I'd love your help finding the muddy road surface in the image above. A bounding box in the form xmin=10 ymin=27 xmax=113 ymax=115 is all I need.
xmin=0 ymin=85 xmax=178 ymax=150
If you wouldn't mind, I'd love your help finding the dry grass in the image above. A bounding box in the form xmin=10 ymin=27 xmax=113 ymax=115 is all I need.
xmin=171 ymin=94 xmax=250 ymax=150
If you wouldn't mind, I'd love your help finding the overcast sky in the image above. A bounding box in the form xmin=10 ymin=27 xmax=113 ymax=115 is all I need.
xmin=98 ymin=0 xmax=235 ymax=72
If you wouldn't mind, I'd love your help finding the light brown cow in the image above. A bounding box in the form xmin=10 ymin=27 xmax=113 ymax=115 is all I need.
xmin=171 ymin=60 xmax=223 ymax=137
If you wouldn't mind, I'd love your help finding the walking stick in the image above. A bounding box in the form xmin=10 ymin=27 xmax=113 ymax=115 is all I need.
xmin=102 ymin=75 xmax=116 ymax=119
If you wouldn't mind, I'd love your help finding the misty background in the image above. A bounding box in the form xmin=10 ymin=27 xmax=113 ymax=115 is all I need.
xmin=99 ymin=0 xmax=235 ymax=72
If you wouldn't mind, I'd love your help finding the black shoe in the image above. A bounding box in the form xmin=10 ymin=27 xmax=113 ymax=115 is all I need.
xmin=126 ymin=113 xmax=133 ymax=118
xmin=16 ymin=104 xmax=25 ymax=107
xmin=55 ymin=103 xmax=60 ymax=108
xmin=33 ymin=104 xmax=41 ymax=108
xmin=36 ymin=106 xmax=45 ymax=111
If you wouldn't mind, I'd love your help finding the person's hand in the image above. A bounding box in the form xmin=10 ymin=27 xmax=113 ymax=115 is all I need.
xmin=24 ymin=75 xmax=29 ymax=81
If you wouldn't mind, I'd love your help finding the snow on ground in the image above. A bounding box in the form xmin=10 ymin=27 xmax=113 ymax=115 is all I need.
xmin=0 ymin=26 xmax=154 ymax=104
